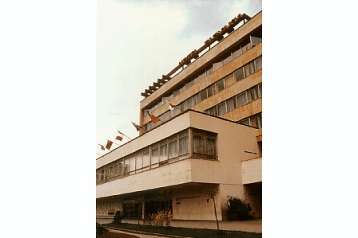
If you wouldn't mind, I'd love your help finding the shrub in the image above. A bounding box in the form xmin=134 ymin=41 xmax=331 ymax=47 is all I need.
xmin=148 ymin=210 xmax=173 ymax=227
xmin=226 ymin=196 xmax=252 ymax=221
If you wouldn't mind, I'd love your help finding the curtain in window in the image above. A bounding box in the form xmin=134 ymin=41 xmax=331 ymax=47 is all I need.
xmin=193 ymin=135 xmax=204 ymax=154
xmin=159 ymin=143 xmax=168 ymax=163
xmin=179 ymin=136 xmax=188 ymax=155
xmin=168 ymin=140 xmax=178 ymax=159
xmin=129 ymin=156 xmax=135 ymax=173
xmin=142 ymin=149 xmax=150 ymax=168
xmin=206 ymin=137 xmax=216 ymax=155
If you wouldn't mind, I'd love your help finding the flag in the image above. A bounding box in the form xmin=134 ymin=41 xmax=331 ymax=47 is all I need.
xmin=118 ymin=130 xmax=131 ymax=140
xmin=132 ymin=122 xmax=144 ymax=131
xmin=167 ymin=101 xmax=180 ymax=111
xmin=168 ymin=102 xmax=176 ymax=111
xmin=98 ymin=144 xmax=105 ymax=150
xmin=106 ymin=140 xmax=113 ymax=150
xmin=146 ymin=111 xmax=160 ymax=123
xmin=115 ymin=135 xmax=123 ymax=141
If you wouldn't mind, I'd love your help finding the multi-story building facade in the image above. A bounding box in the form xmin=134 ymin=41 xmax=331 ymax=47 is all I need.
xmin=96 ymin=11 xmax=262 ymax=223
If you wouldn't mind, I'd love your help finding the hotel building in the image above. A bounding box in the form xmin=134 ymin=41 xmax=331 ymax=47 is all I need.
xmin=96 ymin=11 xmax=262 ymax=222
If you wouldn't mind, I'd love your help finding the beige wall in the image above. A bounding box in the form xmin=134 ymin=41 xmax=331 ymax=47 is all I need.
xmin=172 ymin=184 xmax=222 ymax=221
xmin=242 ymin=157 xmax=262 ymax=184
xmin=140 ymin=12 xmax=262 ymax=110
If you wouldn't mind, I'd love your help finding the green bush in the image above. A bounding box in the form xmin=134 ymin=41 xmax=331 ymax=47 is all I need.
xmin=226 ymin=196 xmax=252 ymax=221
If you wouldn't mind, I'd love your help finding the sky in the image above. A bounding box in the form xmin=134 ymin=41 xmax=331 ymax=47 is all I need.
xmin=96 ymin=0 xmax=262 ymax=157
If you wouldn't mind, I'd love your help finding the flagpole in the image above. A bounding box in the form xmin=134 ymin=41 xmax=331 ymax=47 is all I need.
xmin=118 ymin=131 xmax=132 ymax=140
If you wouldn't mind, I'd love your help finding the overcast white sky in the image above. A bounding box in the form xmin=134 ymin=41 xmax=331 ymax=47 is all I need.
xmin=96 ymin=0 xmax=262 ymax=156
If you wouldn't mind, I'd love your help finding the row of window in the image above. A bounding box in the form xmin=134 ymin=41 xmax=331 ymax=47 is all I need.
xmin=145 ymin=55 xmax=262 ymax=131
xmin=96 ymin=129 xmax=217 ymax=184
xmin=238 ymin=112 xmax=262 ymax=129
xmin=204 ymin=83 xmax=262 ymax=118
xmin=148 ymin=35 xmax=262 ymax=114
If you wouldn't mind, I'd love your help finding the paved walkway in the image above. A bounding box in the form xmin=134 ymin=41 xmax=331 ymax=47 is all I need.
xmin=170 ymin=219 xmax=262 ymax=233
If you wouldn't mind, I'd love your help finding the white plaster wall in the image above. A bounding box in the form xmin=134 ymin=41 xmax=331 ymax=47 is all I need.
xmin=172 ymin=184 xmax=222 ymax=221
xmin=97 ymin=159 xmax=192 ymax=198
xmin=242 ymin=157 xmax=262 ymax=184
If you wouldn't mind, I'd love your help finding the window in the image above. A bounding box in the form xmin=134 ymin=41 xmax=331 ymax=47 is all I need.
xmin=159 ymin=142 xmax=168 ymax=164
xmin=247 ymin=86 xmax=258 ymax=102
xmin=206 ymin=106 xmax=217 ymax=116
xmin=236 ymin=91 xmax=248 ymax=107
xmin=226 ymin=97 xmax=235 ymax=112
xmin=234 ymin=67 xmax=244 ymax=81
xmin=143 ymin=149 xmax=150 ymax=170
xmin=151 ymin=146 xmax=159 ymax=168
xmin=206 ymin=137 xmax=216 ymax=155
xmin=199 ymin=90 xmax=208 ymax=101
xmin=178 ymin=132 xmax=189 ymax=156
xmin=135 ymin=152 xmax=143 ymax=172
xmin=168 ymin=139 xmax=178 ymax=159
xmin=193 ymin=93 xmax=201 ymax=105
xmin=123 ymin=202 xmax=141 ymax=219
xmin=258 ymin=83 xmax=262 ymax=98
xmin=215 ymin=79 xmax=225 ymax=93
xmin=238 ymin=118 xmax=250 ymax=126
xmin=192 ymin=130 xmax=217 ymax=159
xmin=224 ymin=74 xmax=235 ymax=88
xmin=207 ymin=85 xmax=214 ymax=97
xmin=193 ymin=135 xmax=205 ymax=154
xmin=254 ymin=56 xmax=262 ymax=71
xmin=244 ymin=64 xmax=251 ymax=78
xmin=118 ymin=161 xmax=124 ymax=177
xmin=218 ymin=101 xmax=227 ymax=116
xmin=129 ymin=156 xmax=135 ymax=174
xmin=101 ymin=169 xmax=105 ymax=181
xmin=113 ymin=164 xmax=118 ymax=176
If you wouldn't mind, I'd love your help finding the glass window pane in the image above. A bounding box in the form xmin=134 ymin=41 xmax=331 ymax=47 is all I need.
xmin=136 ymin=153 xmax=142 ymax=171
xmin=248 ymin=87 xmax=258 ymax=102
xmin=258 ymin=83 xmax=262 ymax=98
xmin=236 ymin=91 xmax=248 ymax=107
xmin=179 ymin=136 xmax=188 ymax=155
xmin=168 ymin=140 xmax=178 ymax=159
xmin=143 ymin=149 xmax=150 ymax=168
xmin=225 ymin=74 xmax=235 ymax=87
xmin=218 ymin=101 xmax=227 ymax=115
xmin=193 ymin=135 xmax=204 ymax=154
xmin=244 ymin=64 xmax=251 ymax=77
xmin=215 ymin=79 xmax=225 ymax=93
xmin=238 ymin=118 xmax=250 ymax=126
xmin=151 ymin=146 xmax=159 ymax=165
xmin=207 ymin=85 xmax=214 ymax=97
xmin=250 ymin=62 xmax=255 ymax=75
xmin=200 ymin=90 xmax=208 ymax=101
xmin=234 ymin=67 xmax=244 ymax=81
xmin=129 ymin=156 xmax=135 ymax=173
xmin=159 ymin=143 xmax=168 ymax=163
xmin=206 ymin=137 xmax=216 ymax=155
xmin=255 ymin=56 xmax=262 ymax=71
xmin=226 ymin=97 xmax=235 ymax=112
